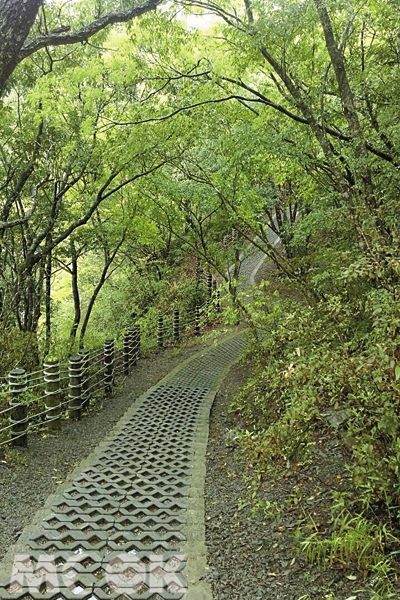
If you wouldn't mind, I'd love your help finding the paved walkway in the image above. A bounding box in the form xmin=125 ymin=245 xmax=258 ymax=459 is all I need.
xmin=230 ymin=229 xmax=278 ymax=291
xmin=0 ymin=246 xmax=267 ymax=600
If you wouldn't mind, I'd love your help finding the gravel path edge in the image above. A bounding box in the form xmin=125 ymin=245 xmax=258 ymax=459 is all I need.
xmin=181 ymin=331 xmax=247 ymax=600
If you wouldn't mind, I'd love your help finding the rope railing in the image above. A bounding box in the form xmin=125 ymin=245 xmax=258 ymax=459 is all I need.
xmin=0 ymin=267 xmax=228 ymax=449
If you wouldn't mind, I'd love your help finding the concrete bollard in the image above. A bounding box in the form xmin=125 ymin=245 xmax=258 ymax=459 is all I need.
xmin=44 ymin=359 xmax=61 ymax=431
xmin=104 ymin=339 xmax=115 ymax=397
xmin=8 ymin=368 xmax=28 ymax=447
xmin=80 ymin=350 xmax=90 ymax=411
xmin=195 ymin=304 xmax=200 ymax=336
xmin=173 ymin=309 xmax=180 ymax=342
xmin=157 ymin=314 xmax=163 ymax=348
xmin=123 ymin=331 xmax=131 ymax=375
xmin=68 ymin=355 xmax=83 ymax=420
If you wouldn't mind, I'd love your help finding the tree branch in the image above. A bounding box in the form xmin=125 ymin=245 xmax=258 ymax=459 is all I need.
xmin=220 ymin=76 xmax=396 ymax=164
xmin=0 ymin=177 xmax=48 ymax=232
xmin=97 ymin=95 xmax=266 ymax=129
xmin=19 ymin=0 xmax=163 ymax=60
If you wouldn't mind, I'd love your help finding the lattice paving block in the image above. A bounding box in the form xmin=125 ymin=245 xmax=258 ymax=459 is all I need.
xmin=113 ymin=508 xmax=186 ymax=523
xmin=0 ymin=589 xmax=100 ymax=599
xmin=108 ymin=531 xmax=185 ymax=548
xmin=52 ymin=500 xmax=121 ymax=515
xmin=42 ymin=515 xmax=115 ymax=530
xmin=113 ymin=521 xmax=184 ymax=535
xmin=119 ymin=500 xmax=185 ymax=515
xmin=72 ymin=477 xmax=136 ymax=490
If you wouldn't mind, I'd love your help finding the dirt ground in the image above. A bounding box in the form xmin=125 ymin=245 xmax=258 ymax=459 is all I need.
xmin=204 ymin=360 xmax=384 ymax=600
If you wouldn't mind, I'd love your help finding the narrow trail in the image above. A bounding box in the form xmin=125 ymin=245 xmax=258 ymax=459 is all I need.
xmin=0 ymin=247 xmax=267 ymax=600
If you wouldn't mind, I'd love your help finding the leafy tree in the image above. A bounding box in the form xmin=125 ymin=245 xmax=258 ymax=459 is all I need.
xmin=0 ymin=0 xmax=164 ymax=96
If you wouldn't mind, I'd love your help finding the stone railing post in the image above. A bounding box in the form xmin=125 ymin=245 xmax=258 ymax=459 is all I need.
xmin=81 ymin=350 xmax=90 ymax=411
xmin=130 ymin=324 xmax=139 ymax=366
xmin=207 ymin=273 xmax=213 ymax=298
xmin=68 ymin=355 xmax=83 ymax=420
xmin=195 ymin=304 xmax=200 ymax=336
xmin=8 ymin=368 xmax=28 ymax=447
xmin=216 ymin=290 xmax=221 ymax=313
xmin=44 ymin=359 xmax=61 ymax=431
xmin=104 ymin=339 xmax=115 ymax=397
xmin=173 ymin=309 xmax=180 ymax=342
xmin=134 ymin=324 xmax=140 ymax=364
xmin=123 ymin=331 xmax=131 ymax=376
xmin=157 ymin=314 xmax=163 ymax=348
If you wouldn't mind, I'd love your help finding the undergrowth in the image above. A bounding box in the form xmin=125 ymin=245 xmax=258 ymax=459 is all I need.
xmin=231 ymin=281 xmax=400 ymax=597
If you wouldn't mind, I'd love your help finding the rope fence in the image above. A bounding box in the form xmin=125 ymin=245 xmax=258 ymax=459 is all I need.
xmin=0 ymin=274 xmax=225 ymax=449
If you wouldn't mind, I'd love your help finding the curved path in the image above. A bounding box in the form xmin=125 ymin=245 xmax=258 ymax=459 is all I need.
xmin=0 ymin=246 xmax=268 ymax=600
xmin=232 ymin=228 xmax=279 ymax=292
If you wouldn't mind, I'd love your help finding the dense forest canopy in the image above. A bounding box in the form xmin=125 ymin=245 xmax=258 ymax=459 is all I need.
xmin=1 ymin=1 xmax=400 ymax=592
xmin=0 ymin=0 xmax=399 ymax=355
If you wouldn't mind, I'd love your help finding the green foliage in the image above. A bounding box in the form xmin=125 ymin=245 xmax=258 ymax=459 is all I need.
xmin=3 ymin=449 xmax=28 ymax=467
xmin=298 ymin=510 xmax=400 ymax=597
xmin=300 ymin=512 xmax=386 ymax=569
xmin=231 ymin=272 xmax=400 ymax=592
xmin=0 ymin=328 xmax=40 ymax=376
xmin=233 ymin=282 xmax=400 ymax=500
xmin=1 ymin=2 xmax=400 ymax=596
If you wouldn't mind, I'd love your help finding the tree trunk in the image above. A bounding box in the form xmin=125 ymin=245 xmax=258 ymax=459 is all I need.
xmin=79 ymin=236 xmax=125 ymax=348
xmin=0 ymin=0 xmax=43 ymax=96
xmin=68 ymin=241 xmax=81 ymax=351
xmin=312 ymin=0 xmax=381 ymax=217
xmin=44 ymin=248 xmax=52 ymax=356
xmin=0 ymin=0 xmax=163 ymax=98
xmin=78 ymin=269 xmax=108 ymax=349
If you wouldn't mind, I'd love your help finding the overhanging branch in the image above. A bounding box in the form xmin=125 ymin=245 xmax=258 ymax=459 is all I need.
xmin=0 ymin=178 xmax=48 ymax=232
xmin=19 ymin=0 xmax=163 ymax=60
